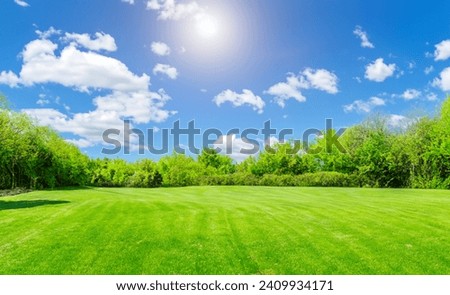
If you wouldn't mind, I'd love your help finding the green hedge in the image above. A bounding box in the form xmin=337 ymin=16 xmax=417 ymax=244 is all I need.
xmin=198 ymin=172 xmax=357 ymax=187
xmin=295 ymin=172 xmax=358 ymax=187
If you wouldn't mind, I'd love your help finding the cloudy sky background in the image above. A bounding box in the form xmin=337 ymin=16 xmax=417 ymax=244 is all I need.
xmin=1 ymin=0 xmax=450 ymax=160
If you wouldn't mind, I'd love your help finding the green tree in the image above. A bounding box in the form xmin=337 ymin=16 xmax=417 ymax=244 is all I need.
xmin=128 ymin=159 xmax=162 ymax=188
xmin=158 ymin=153 xmax=204 ymax=187
xmin=198 ymin=148 xmax=235 ymax=174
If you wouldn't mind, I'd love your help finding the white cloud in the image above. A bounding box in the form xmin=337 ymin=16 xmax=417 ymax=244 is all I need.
xmin=35 ymin=27 xmax=61 ymax=39
xmin=213 ymin=89 xmax=265 ymax=114
xmin=401 ymin=89 xmax=421 ymax=100
xmin=16 ymin=39 xmax=149 ymax=92
xmin=424 ymin=66 xmax=434 ymax=75
xmin=36 ymin=98 xmax=50 ymax=106
xmin=353 ymin=26 xmax=374 ymax=48
xmin=146 ymin=0 xmax=203 ymax=20
xmin=23 ymin=89 xmax=173 ymax=148
xmin=426 ymin=92 xmax=438 ymax=101
xmin=423 ymin=92 xmax=436 ymax=101
xmin=63 ymin=32 xmax=117 ymax=52
xmin=344 ymin=96 xmax=385 ymax=113
xmin=365 ymin=58 xmax=396 ymax=82
xmin=434 ymin=40 xmax=450 ymax=61
xmin=93 ymin=90 xmax=172 ymax=124
xmin=432 ymin=67 xmax=450 ymax=91
xmin=14 ymin=0 xmax=29 ymax=7
xmin=387 ymin=115 xmax=413 ymax=130
xmin=2 ymin=32 xmax=175 ymax=149
xmin=213 ymin=134 xmax=256 ymax=162
xmin=22 ymin=108 xmax=69 ymax=127
xmin=265 ymin=68 xmax=338 ymax=107
xmin=302 ymin=68 xmax=339 ymax=94
xmin=266 ymin=74 xmax=307 ymax=108
xmin=0 ymin=71 xmax=20 ymax=87
xmin=153 ymin=63 xmax=179 ymax=79
xmin=396 ymin=70 xmax=405 ymax=78
xmin=23 ymin=107 xmax=122 ymax=148
xmin=66 ymin=138 xmax=94 ymax=148
xmin=121 ymin=0 xmax=135 ymax=4
xmin=151 ymin=41 xmax=171 ymax=56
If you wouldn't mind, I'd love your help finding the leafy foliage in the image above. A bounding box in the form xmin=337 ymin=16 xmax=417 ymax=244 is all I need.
xmin=0 ymin=101 xmax=89 ymax=189
xmin=1 ymin=95 xmax=449 ymax=189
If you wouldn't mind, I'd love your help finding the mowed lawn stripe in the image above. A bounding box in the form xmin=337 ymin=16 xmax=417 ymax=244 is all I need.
xmin=0 ymin=187 xmax=448 ymax=274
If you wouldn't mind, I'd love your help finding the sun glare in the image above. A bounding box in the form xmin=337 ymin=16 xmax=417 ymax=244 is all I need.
xmin=173 ymin=5 xmax=247 ymax=75
xmin=195 ymin=14 xmax=219 ymax=39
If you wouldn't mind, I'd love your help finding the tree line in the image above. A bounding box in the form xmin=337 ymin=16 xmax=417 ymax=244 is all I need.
xmin=0 ymin=97 xmax=90 ymax=189
xmin=1 ymin=95 xmax=449 ymax=190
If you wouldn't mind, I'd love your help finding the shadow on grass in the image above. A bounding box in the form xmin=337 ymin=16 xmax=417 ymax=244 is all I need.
xmin=0 ymin=200 xmax=70 ymax=211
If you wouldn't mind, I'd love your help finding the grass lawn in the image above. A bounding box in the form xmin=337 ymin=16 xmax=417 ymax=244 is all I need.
xmin=0 ymin=186 xmax=449 ymax=275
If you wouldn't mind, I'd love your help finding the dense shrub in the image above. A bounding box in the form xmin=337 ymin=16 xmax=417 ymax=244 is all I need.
xmin=198 ymin=172 xmax=357 ymax=188
xmin=259 ymin=174 xmax=298 ymax=186
xmin=199 ymin=173 xmax=260 ymax=186
xmin=198 ymin=175 xmax=236 ymax=186
xmin=127 ymin=170 xmax=162 ymax=188
xmin=229 ymin=173 xmax=261 ymax=186
xmin=296 ymin=172 xmax=358 ymax=187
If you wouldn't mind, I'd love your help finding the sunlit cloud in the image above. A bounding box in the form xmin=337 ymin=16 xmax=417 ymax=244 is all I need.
xmin=353 ymin=26 xmax=374 ymax=48
xmin=432 ymin=67 xmax=450 ymax=91
xmin=0 ymin=71 xmax=20 ymax=87
xmin=151 ymin=41 xmax=171 ymax=56
xmin=14 ymin=0 xmax=29 ymax=7
xmin=424 ymin=66 xmax=434 ymax=75
xmin=434 ymin=39 xmax=450 ymax=61
xmin=365 ymin=58 xmax=396 ymax=82
xmin=344 ymin=96 xmax=385 ymax=113
xmin=0 ymin=29 xmax=175 ymax=148
xmin=213 ymin=89 xmax=265 ymax=114
xmin=63 ymin=32 xmax=118 ymax=52
xmin=401 ymin=89 xmax=421 ymax=100
xmin=146 ymin=0 xmax=203 ymax=20
xmin=153 ymin=63 xmax=179 ymax=80
xmin=266 ymin=68 xmax=338 ymax=107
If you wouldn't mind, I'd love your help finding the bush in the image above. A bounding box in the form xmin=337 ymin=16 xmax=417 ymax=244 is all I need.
xmin=295 ymin=172 xmax=357 ymax=187
xmin=199 ymin=172 xmax=358 ymax=187
xmin=127 ymin=170 xmax=162 ymax=188
xmin=198 ymin=175 xmax=235 ymax=186
xmin=230 ymin=173 xmax=261 ymax=186
xmin=199 ymin=173 xmax=261 ymax=186
xmin=259 ymin=174 xmax=298 ymax=186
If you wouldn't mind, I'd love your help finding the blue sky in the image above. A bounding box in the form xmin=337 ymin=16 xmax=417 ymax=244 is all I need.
xmin=1 ymin=0 xmax=450 ymax=161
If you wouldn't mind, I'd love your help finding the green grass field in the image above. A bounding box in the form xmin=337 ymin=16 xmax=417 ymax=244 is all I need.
xmin=0 ymin=187 xmax=449 ymax=275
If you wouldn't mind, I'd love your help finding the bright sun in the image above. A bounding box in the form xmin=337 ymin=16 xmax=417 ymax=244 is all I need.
xmin=178 ymin=8 xmax=238 ymax=64
xmin=195 ymin=15 xmax=219 ymax=39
